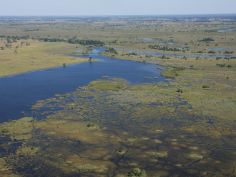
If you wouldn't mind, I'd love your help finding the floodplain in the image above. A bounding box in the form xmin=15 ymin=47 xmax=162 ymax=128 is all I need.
xmin=0 ymin=15 xmax=236 ymax=177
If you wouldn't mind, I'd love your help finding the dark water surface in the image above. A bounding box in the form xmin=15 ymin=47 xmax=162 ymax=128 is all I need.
xmin=0 ymin=48 xmax=165 ymax=122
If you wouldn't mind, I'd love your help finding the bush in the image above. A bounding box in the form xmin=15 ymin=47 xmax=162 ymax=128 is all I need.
xmin=216 ymin=64 xmax=233 ymax=68
xmin=176 ymin=89 xmax=183 ymax=93
xmin=200 ymin=37 xmax=214 ymax=42
xmin=128 ymin=168 xmax=147 ymax=177
xmin=149 ymin=44 xmax=182 ymax=52
xmin=216 ymin=63 xmax=226 ymax=67
xmin=202 ymin=85 xmax=210 ymax=89
xmin=106 ymin=47 xmax=118 ymax=54
xmin=208 ymin=50 xmax=216 ymax=54
xmin=128 ymin=52 xmax=137 ymax=56
xmin=224 ymin=51 xmax=234 ymax=54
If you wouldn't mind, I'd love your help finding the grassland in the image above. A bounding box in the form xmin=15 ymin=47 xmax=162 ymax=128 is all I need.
xmin=0 ymin=40 xmax=88 ymax=77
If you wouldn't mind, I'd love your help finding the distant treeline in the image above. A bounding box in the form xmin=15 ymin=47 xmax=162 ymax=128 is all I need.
xmin=0 ymin=35 xmax=30 ymax=42
xmin=68 ymin=38 xmax=104 ymax=46
xmin=149 ymin=44 xmax=188 ymax=52
xmin=39 ymin=37 xmax=104 ymax=46
xmin=0 ymin=35 xmax=104 ymax=46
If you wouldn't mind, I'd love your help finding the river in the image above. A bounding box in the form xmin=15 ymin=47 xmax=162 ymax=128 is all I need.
xmin=0 ymin=48 xmax=165 ymax=122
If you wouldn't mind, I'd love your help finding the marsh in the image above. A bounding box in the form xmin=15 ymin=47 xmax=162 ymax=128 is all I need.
xmin=0 ymin=14 xmax=236 ymax=177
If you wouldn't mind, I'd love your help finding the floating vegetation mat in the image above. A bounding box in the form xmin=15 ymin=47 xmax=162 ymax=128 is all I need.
xmin=0 ymin=78 xmax=236 ymax=177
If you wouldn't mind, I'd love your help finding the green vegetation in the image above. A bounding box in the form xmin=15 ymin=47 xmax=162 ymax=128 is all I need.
xmin=161 ymin=66 xmax=185 ymax=78
xmin=0 ymin=40 xmax=88 ymax=77
xmin=149 ymin=44 xmax=185 ymax=52
xmin=0 ymin=117 xmax=34 ymax=141
xmin=200 ymin=37 xmax=215 ymax=42
xmin=105 ymin=47 xmax=118 ymax=55
xmin=88 ymin=79 xmax=127 ymax=91
xmin=0 ymin=72 xmax=235 ymax=176
xmin=37 ymin=37 xmax=105 ymax=46
xmin=128 ymin=168 xmax=147 ymax=177
xmin=0 ymin=16 xmax=236 ymax=176
xmin=68 ymin=38 xmax=104 ymax=46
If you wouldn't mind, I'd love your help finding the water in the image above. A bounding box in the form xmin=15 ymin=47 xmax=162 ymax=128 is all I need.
xmin=218 ymin=28 xmax=236 ymax=33
xmin=0 ymin=48 xmax=165 ymax=122
xmin=208 ymin=47 xmax=230 ymax=51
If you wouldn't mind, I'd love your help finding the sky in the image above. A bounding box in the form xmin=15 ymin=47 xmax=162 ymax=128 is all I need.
xmin=0 ymin=0 xmax=236 ymax=16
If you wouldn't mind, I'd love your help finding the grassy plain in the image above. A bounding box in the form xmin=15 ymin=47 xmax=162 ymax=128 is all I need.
xmin=0 ymin=40 xmax=87 ymax=77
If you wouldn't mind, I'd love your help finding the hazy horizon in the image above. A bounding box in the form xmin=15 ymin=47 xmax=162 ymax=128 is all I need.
xmin=0 ymin=0 xmax=236 ymax=16
xmin=1 ymin=13 xmax=236 ymax=17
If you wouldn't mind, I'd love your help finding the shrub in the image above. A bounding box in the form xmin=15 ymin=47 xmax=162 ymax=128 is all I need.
xmin=128 ymin=168 xmax=147 ymax=177
xmin=106 ymin=47 xmax=118 ymax=54
xmin=202 ymin=85 xmax=210 ymax=89
xmin=224 ymin=51 xmax=234 ymax=54
xmin=216 ymin=63 xmax=226 ymax=67
xmin=176 ymin=89 xmax=183 ymax=93
xmin=208 ymin=50 xmax=216 ymax=54
xmin=200 ymin=37 xmax=214 ymax=42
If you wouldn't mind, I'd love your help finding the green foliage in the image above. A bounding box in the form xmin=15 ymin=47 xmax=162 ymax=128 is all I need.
xmin=68 ymin=37 xmax=104 ymax=46
xmin=37 ymin=36 xmax=105 ymax=46
xmin=106 ymin=47 xmax=118 ymax=54
xmin=39 ymin=38 xmax=66 ymax=42
xmin=224 ymin=51 xmax=234 ymax=54
xmin=128 ymin=52 xmax=137 ymax=56
xmin=202 ymin=85 xmax=210 ymax=89
xmin=200 ymin=37 xmax=214 ymax=42
xmin=88 ymin=79 xmax=127 ymax=91
xmin=0 ymin=35 xmax=30 ymax=41
xmin=128 ymin=168 xmax=147 ymax=177
xmin=176 ymin=88 xmax=183 ymax=93
xmin=216 ymin=63 xmax=233 ymax=68
xmin=162 ymin=67 xmax=185 ymax=79
xmin=149 ymin=44 xmax=183 ymax=52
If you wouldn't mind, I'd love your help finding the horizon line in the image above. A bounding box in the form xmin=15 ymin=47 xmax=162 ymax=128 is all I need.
xmin=0 ymin=13 xmax=236 ymax=17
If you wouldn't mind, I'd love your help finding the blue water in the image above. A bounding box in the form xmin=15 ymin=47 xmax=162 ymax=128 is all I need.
xmin=0 ymin=48 xmax=165 ymax=122
xmin=218 ymin=28 xmax=236 ymax=33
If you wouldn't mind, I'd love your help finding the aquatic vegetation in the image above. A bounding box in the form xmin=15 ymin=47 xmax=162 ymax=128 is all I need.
xmin=127 ymin=168 xmax=147 ymax=177
xmin=0 ymin=158 xmax=19 ymax=177
xmin=161 ymin=66 xmax=185 ymax=79
xmin=36 ymin=119 xmax=114 ymax=144
xmin=0 ymin=117 xmax=34 ymax=141
xmin=0 ymin=16 xmax=236 ymax=176
xmin=88 ymin=79 xmax=128 ymax=91
xmin=16 ymin=146 xmax=39 ymax=156
xmin=0 ymin=77 xmax=235 ymax=176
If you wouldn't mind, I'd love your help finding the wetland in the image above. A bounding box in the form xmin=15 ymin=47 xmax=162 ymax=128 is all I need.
xmin=0 ymin=15 xmax=236 ymax=177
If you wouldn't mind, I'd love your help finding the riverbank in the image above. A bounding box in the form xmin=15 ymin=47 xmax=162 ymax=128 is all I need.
xmin=0 ymin=41 xmax=88 ymax=77
xmin=0 ymin=48 xmax=164 ymax=122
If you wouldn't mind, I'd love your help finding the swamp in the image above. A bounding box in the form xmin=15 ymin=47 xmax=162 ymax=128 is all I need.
xmin=0 ymin=14 xmax=236 ymax=177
